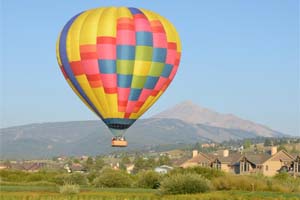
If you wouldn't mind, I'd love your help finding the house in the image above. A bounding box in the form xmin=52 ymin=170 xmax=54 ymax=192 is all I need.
xmin=125 ymin=164 xmax=135 ymax=174
xmin=181 ymin=147 xmax=299 ymax=177
xmin=155 ymin=165 xmax=173 ymax=174
xmin=110 ymin=162 xmax=120 ymax=170
xmin=0 ymin=163 xmax=9 ymax=170
xmin=201 ymin=143 xmax=216 ymax=148
xmin=181 ymin=150 xmax=213 ymax=168
xmin=210 ymin=150 xmax=242 ymax=173
xmin=80 ymin=155 xmax=89 ymax=161
xmin=9 ymin=162 xmax=46 ymax=172
xmin=258 ymin=148 xmax=295 ymax=176
xmin=64 ymin=163 xmax=87 ymax=173
xmin=57 ymin=156 xmax=67 ymax=162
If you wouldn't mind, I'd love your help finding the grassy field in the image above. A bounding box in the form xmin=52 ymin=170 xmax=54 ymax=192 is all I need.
xmin=1 ymin=186 xmax=300 ymax=200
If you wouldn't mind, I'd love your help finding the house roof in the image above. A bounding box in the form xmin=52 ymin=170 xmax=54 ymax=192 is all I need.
xmin=70 ymin=163 xmax=85 ymax=171
xmin=181 ymin=149 xmax=297 ymax=167
xmin=172 ymin=157 xmax=189 ymax=166
xmin=290 ymin=153 xmax=300 ymax=159
xmin=219 ymin=153 xmax=242 ymax=164
xmin=158 ymin=165 xmax=173 ymax=170
xmin=10 ymin=163 xmax=46 ymax=171
xmin=183 ymin=151 xmax=242 ymax=165
xmin=208 ymin=152 xmax=242 ymax=164
xmin=243 ymin=153 xmax=271 ymax=165
xmin=243 ymin=150 xmax=295 ymax=165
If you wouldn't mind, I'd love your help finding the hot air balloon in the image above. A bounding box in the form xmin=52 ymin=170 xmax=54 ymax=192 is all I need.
xmin=56 ymin=7 xmax=181 ymax=147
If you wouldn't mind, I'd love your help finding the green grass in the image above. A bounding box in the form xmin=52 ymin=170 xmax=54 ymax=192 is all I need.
xmin=0 ymin=186 xmax=300 ymax=200
xmin=0 ymin=185 xmax=155 ymax=193
xmin=0 ymin=185 xmax=58 ymax=192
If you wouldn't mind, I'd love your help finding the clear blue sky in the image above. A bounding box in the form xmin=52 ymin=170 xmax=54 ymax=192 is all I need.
xmin=1 ymin=1 xmax=299 ymax=136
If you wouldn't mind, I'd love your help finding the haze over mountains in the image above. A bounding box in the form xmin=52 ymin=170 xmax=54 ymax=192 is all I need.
xmin=0 ymin=101 xmax=284 ymax=159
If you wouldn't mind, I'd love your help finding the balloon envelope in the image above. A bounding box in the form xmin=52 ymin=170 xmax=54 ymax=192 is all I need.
xmin=56 ymin=7 xmax=181 ymax=136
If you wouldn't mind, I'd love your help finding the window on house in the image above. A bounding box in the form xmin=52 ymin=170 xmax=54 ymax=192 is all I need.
xmin=265 ymin=165 xmax=268 ymax=171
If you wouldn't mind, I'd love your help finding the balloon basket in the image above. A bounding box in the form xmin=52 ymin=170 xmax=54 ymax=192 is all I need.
xmin=111 ymin=139 xmax=128 ymax=147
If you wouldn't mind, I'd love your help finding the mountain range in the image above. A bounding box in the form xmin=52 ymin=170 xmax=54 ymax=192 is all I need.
xmin=0 ymin=101 xmax=284 ymax=159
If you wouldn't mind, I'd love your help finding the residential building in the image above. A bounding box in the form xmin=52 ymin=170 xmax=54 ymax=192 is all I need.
xmin=125 ymin=164 xmax=135 ymax=174
xmin=201 ymin=143 xmax=216 ymax=148
xmin=6 ymin=162 xmax=47 ymax=172
xmin=155 ymin=165 xmax=173 ymax=174
xmin=181 ymin=147 xmax=299 ymax=177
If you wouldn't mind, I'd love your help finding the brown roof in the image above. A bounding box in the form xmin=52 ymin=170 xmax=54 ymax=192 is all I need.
xmin=290 ymin=153 xmax=300 ymax=159
xmin=183 ymin=149 xmax=297 ymax=167
xmin=10 ymin=163 xmax=46 ymax=171
xmin=244 ymin=150 xmax=295 ymax=164
xmin=70 ymin=163 xmax=86 ymax=171
xmin=185 ymin=151 xmax=242 ymax=165
xmin=208 ymin=152 xmax=242 ymax=164
xmin=172 ymin=157 xmax=190 ymax=166
xmin=243 ymin=153 xmax=271 ymax=165
xmin=189 ymin=152 xmax=214 ymax=163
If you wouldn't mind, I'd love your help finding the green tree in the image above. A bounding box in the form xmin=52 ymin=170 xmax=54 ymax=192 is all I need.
xmin=158 ymin=155 xmax=171 ymax=166
xmin=73 ymin=158 xmax=80 ymax=164
xmin=243 ymin=139 xmax=252 ymax=149
xmin=133 ymin=156 xmax=145 ymax=173
xmin=54 ymin=173 xmax=88 ymax=185
xmin=132 ymin=156 xmax=156 ymax=173
xmin=87 ymin=171 xmax=99 ymax=184
xmin=291 ymin=145 xmax=297 ymax=153
xmin=52 ymin=157 xmax=58 ymax=162
xmin=146 ymin=157 xmax=157 ymax=168
xmin=85 ymin=156 xmax=94 ymax=170
xmin=264 ymin=138 xmax=273 ymax=147
xmin=67 ymin=159 xmax=73 ymax=166
xmin=278 ymin=145 xmax=287 ymax=152
xmin=94 ymin=156 xmax=105 ymax=170
xmin=137 ymin=170 xmax=162 ymax=189
xmin=93 ymin=168 xmax=133 ymax=187
xmin=193 ymin=142 xmax=202 ymax=151
xmin=121 ymin=155 xmax=131 ymax=165
xmin=160 ymin=173 xmax=210 ymax=194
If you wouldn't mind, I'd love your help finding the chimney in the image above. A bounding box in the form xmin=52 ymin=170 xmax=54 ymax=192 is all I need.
xmin=192 ymin=150 xmax=198 ymax=158
xmin=223 ymin=149 xmax=229 ymax=157
xmin=271 ymin=146 xmax=277 ymax=156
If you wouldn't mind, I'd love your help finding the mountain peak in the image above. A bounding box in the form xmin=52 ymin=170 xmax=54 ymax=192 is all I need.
xmin=177 ymin=100 xmax=197 ymax=106
xmin=154 ymin=100 xmax=217 ymax=122
xmin=154 ymin=101 xmax=280 ymax=137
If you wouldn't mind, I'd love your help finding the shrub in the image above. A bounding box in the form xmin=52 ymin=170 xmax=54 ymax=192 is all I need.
xmin=93 ymin=168 xmax=133 ymax=188
xmin=0 ymin=170 xmax=62 ymax=184
xmin=59 ymin=184 xmax=80 ymax=194
xmin=54 ymin=173 xmax=88 ymax=185
xmin=0 ymin=170 xmax=29 ymax=182
xmin=212 ymin=174 xmax=299 ymax=193
xmin=212 ymin=175 xmax=268 ymax=191
xmin=87 ymin=171 xmax=99 ymax=184
xmin=273 ymin=173 xmax=300 ymax=192
xmin=159 ymin=173 xmax=210 ymax=194
xmin=170 ymin=166 xmax=224 ymax=180
xmin=26 ymin=173 xmax=44 ymax=182
xmin=137 ymin=170 xmax=162 ymax=189
xmin=273 ymin=172 xmax=290 ymax=181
